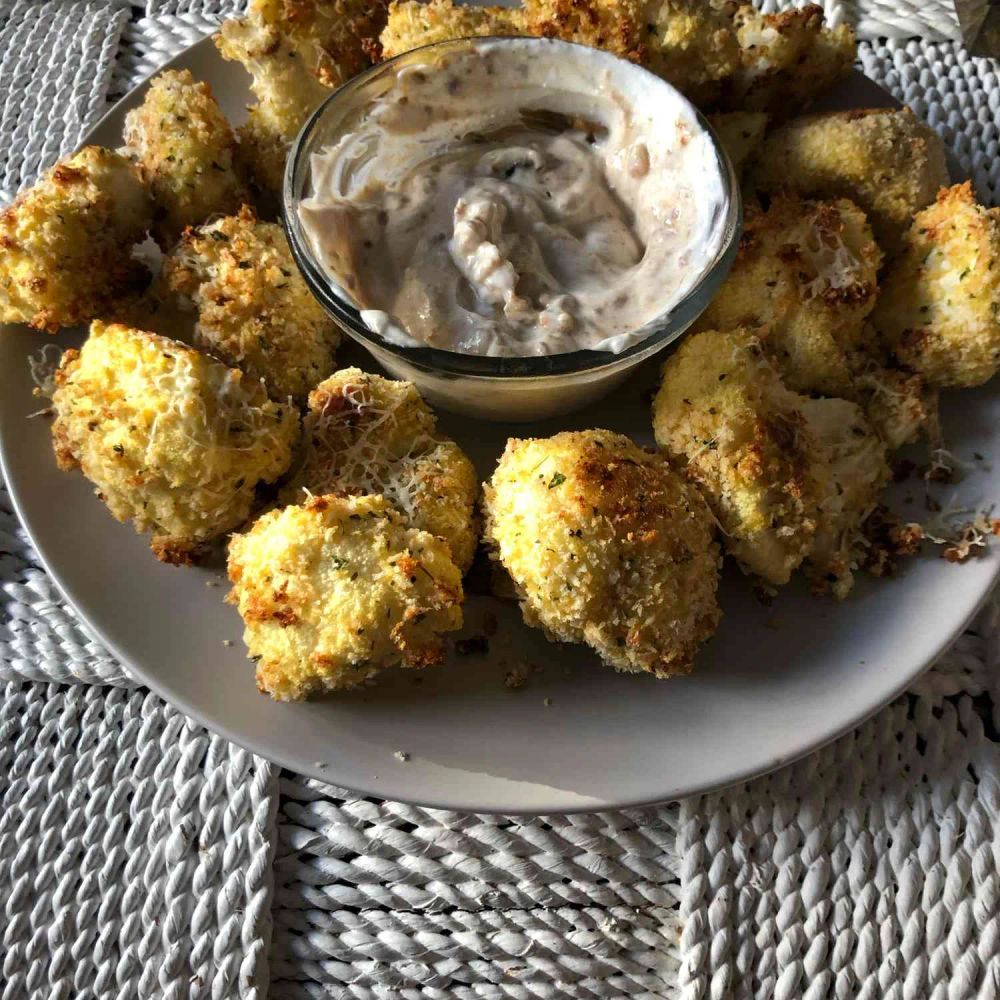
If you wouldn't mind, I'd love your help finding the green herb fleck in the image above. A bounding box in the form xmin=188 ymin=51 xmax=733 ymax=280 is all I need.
xmin=548 ymin=472 xmax=566 ymax=489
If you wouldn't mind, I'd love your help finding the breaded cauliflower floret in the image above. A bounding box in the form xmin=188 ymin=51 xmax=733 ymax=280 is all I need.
xmin=217 ymin=19 xmax=330 ymax=198
xmin=123 ymin=69 xmax=248 ymax=248
xmin=381 ymin=0 xmax=528 ymax=58
xmin=722 ymin=5 xmax=855 ymax=116
xmin=281 ymin=369 xmax=479 ymax=571
xmin=227 ymin=493 xmax=464 ymax=700
xmin=707 ymin=110 xmax=767 ymax=179
xmin=872 ymin=183 xmax=1000 ymax=388
xmin=51 ymin=321 xmax=298 ymax=564
xmin=217 ymin=1 xmax=386 ymax=198
xmin=250 ymin=0 xmax=387 ymax=85
xmin=523 ymin=0 xmax=646 ymax=62
xmin=483 ymin=430 xmax=721 ymax=677
xmin=653 ymin=327 xmax=824 ymax=585
xmin=162 ymin=206 xmax=339 ymax=403
xmin=753 ymin=108 xmax=949 ymax=255
xmin=0 ymin=147 xmax=152 ymax=332
xmin=800 ymin=397 xmax=889 ymax=598
xmin=852 ymin=354 xmax=940 ymax=450
xmin=642 ymin=0 xmax=740 ymax=105
xmin=697 ymin=195 xmax=882 ymax=397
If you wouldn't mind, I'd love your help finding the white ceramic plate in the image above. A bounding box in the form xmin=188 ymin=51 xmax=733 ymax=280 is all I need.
xmin=3 ymin=38 xmax=998 ymax=813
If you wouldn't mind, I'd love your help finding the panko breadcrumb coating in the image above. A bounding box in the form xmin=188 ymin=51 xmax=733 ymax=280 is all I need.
xmin=753 ymin=108 xmax=949 ymax=255
xmin=249 ymin=0 xmax=387 ymax=85
xmin=872 ymin=183 xmax=1000 ymax=388
xmin=853 ymin=356 xmax=940 ymax=450
xmin=523 ymin=0 xmax=646 ymax=63
xmin=643 ymin=0 xmax=738 ymax=90
xmin=123 ymin=69 xmax=248 ymax=248
xmin=0 ymin=146 xmax=152 ymax=332
xmin=643 ymin=0 xmax=740 ymax=105
xmin=281 ymin=369 xmax=479 ymax=571
xmin=217 ymin=1 xmax=386 ymax=198
xmin=217 ymin=18 xmax=330 ymax=198
xmin=227 ymin=493 xmax=464 ymax=700
xmin=162 ymin=206 xmax=339 ymax=403
xmin=801 ymin=397 xmax=889 ymax=598
xmin=653 ymin=327 xmax=823 ymax=585
xmin=697 ymin=195 xmax=882 ymax=397
xmin=381 ymin=0 xmax=528 ymax=58
xmin=707 ymin=110 xmax=767 ymax=179
xmin=722 ymin=5 xmax=854 ymax=115
xmin=483 ymin=430 xmax=721 ymax=677
xmin=51 ymin=321 xmax=298 ymax=564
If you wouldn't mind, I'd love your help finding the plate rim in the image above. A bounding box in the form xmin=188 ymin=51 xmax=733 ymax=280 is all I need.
xmin=2 ymin=34 xmax=997 ymax=814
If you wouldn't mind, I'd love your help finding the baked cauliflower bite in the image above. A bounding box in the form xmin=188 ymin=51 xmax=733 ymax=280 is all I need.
xmin=281 ymin=368 xmax=479 ymax=571
xmin=227 ymin=493 xmax=464 ymax=700
xmin=0 ymin=147 xmax=152 ymax=332
xmin=852 ymin=353 xmax=940 ymax=450
xmin=483 ymin=430 xmax=721 ymax=677
xmin=249 ymin=0 xmax=387 ymax=85
xmin=753 ymin=108 xmax=949 ymax=255
xmin=697 ymin=195 xmax=881 ymax=397
xmin=217 ymin=1 xmax=386 ymax=197
xmin=722 ymin=5 xmax=854 ymax=116
xmin=51 ymin=321 xmax=298 ymax=564
xmin=872 ymin=183 xmax=1000 ymax=388
xmin=523 ymin=0 xmax=646 ymax=63
xmin=653 ymin=327 xmax=824 ymax=585
xmin=217 ymin=17 xmax=330 ymax=198
xmin=800 ymin=397 xmax=889 ymax=598
xmin=381 ymin=0 xmax=528 ymax=58
xmin=124 ymin=69 xmax=248 ymax=248
xmin=642 ymin=0 xmax=740 ymax=104
xmin=162 ymin=206 xmax=339 ymax=403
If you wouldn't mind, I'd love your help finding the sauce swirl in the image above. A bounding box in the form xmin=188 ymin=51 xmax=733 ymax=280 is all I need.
xmin=299 ymin=38 xmax=728 ymax=357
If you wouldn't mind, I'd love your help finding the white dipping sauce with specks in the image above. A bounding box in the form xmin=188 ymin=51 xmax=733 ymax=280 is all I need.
xmin=299 ymin=38 xmax=727 ymax=358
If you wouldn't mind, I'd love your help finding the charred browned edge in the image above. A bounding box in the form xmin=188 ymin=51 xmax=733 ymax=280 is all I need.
xmin=242 ymin=580 xmax=300 ymax=626
xmin=51 ymin=164 xmax=87 ymax=186
xmin=151 ymin=535 xmax=202 ymax=566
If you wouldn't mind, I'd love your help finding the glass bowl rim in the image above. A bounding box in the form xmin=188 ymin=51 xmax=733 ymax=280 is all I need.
xmin=282 ymin=34 xmax=743 ymax=381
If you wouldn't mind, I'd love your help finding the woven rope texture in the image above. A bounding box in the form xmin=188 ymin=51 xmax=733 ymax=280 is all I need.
xmin=271 ymin=777 xmax=683 ymax=998
xmin=0 ymin=681 xmax=279 ymax=999
xmin=675 ymin=618 xmax=1000 ymax=1000
xmin=0 ymin=1 xmax=131 ymax=204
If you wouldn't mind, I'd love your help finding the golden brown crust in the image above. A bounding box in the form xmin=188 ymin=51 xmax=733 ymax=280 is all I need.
xmin=51 ymin=321 xmax=299 ymax=560
xmin=124 ymin=69 xmax=248 ymax=248
xmin=381 ymin=0 xmax=528 ymax=58
xmin=523 ymin=0 xmax=646 ymax=63
xmin=162 ymin=205 xmax=339 ymax=403
xmin=721 ymin=4 xmax=855 ymax=116
xmin=483 ymin=429 xmax=721 ymax=676
xmin=149 ymin=536 xmax=202 ymax=566
xmin=872 ymin=182 xmax=1000 ymax=388
xmin=281 ymin=368 xmax=480 ymax=571
xmin=0 ymin=147 xmax=152 ymax=331
xmin=697 ymin=194 xmax=882 ymax=398
xmin=227 ymin=494 xmax=464 ymax=700
xmin=653 ymin=327 xmax=823 ymax=585
xmin=216 ymin=0 xmax=387 ymax=197
xmin=753 ymin=107 xmax=949 ymax=255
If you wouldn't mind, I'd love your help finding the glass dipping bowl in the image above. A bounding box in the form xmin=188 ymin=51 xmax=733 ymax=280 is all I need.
xmin=284 ymin=36 xmax=742 ymax=422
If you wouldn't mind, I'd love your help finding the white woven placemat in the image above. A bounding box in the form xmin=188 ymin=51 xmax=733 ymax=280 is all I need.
xmin=0 ymin=680 xmax=278 ymax=1000
xmin=1 ymin=3 xmax=999 ymax=999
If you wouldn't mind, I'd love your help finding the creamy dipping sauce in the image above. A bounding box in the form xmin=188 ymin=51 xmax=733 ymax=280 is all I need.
xmin=299 ymin=38 xmax=728 ymax=357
